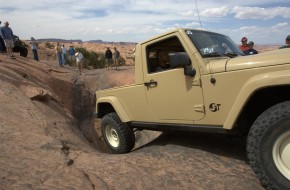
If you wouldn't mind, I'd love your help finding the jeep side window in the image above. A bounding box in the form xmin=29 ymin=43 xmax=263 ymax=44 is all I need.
xmin=147 ymin=36 xmax=185 ymax=73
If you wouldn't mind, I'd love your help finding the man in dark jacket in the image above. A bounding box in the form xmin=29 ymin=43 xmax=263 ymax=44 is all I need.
xmin=105 ymin=47 xmax=113 ymax=70
xmin=243 ymin=41 xmax=258 ymax=55
xmin=279 ymin=35 xmax=290 ymax=49
xmin=0 ymin=21 xmax=5 ymax=53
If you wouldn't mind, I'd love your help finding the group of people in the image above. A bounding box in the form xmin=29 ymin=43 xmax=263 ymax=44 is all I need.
xmin=0 ymin=20 xmax=121 ymax=76
xmin=0 ymin=20 xmax=40 ymax=61
xmin=239 ymin=34 xmax=290 ymax=55
xmin=105 ymin=47 xmax=121 ymax=70
xmin=55 ymin=44 xmax=78 ymax=65
xmin=54 ymin=43 xmax=84 ymax=75
xmin=55 ymin=43 xmax=66 ymax=66
xmin=239 ymin=37 xmax=258 ymax=55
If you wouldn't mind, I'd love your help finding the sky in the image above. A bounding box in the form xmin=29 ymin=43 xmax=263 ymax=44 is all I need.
xmin=1 ymin=0 xmax=290 ymax=45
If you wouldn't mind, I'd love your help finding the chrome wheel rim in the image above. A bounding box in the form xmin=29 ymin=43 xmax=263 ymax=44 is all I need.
xmin=105 ymin=124 xmax=119 ymax=148
xmin=272 ymin=131 xmax=290 ymax=180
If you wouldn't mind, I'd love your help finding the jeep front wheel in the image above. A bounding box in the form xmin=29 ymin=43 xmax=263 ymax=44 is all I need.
xmin=101 ymin=112 xmax=135 ymax=154
xmin=247 ymin=101 xmax=290 ymax=189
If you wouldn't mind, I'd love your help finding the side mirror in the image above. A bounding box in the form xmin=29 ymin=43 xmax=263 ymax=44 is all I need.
xmin=169 ymin=52 xmax=196 ymax=77
xmin=169 ymin=52 xmax=190 ymax=68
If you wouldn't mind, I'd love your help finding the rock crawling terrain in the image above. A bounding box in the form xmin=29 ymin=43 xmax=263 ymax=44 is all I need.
xmin=0 ymin=53 xmax=263 ymax=190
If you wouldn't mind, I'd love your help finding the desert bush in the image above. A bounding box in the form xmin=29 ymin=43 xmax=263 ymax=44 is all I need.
xmin=120 ymin=57 xmax=126 ymax=65
xmin=74 ymin=47 xmax=125 ymax=69
xmin=75 ymin=47 xmax=100 ymax=69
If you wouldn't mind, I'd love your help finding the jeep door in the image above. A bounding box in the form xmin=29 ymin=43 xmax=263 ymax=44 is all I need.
xmin=143 ymin=34 xmax=205 ymax=122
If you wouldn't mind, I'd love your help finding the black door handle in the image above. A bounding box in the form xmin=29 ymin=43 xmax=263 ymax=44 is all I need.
xmin=144 ymin=80 xmax=158 ymax=87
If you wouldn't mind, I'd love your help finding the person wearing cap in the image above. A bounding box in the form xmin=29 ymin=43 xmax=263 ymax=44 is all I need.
xmin=239 ymin=37 xmax=249 ymax=52
xmin=279 ymin=35 xmax=290 ymax=49
xmin=0 ymin=21 xmax=15 ymax=59
xmin=29 ymin=37 xmax=39 ymax=61
xmin=243 ymin=41 xmax=258 ymax=55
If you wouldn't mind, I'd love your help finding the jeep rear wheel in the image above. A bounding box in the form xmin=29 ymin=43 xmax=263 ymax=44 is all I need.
xmin=101 ymin=112 xmax=135 ymax=154
xmin=247 ymin=101 xmax=290 ymax=189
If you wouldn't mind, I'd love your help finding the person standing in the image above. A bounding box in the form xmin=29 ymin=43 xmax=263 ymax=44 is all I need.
xmin=279 ymin=35 xmax=290 ymax=49
xmin=0 ymin=21 xmax=5 ymax=53
xmin=0 ymin=21 xmax=15 ymax=59
xmin=61 ymin=44 xmax=67 ymax=65
xmin=75 ymin=50 xmax=84 ymax=75
xmin=0 ymin=21 xmax=3 ymax=62
xmin=105 ymin=47 xmax=113 ymax=70
xmin=239 ymin=37 xmax=249 ymax=52
xmin=243 ymin=41 xmax=258 ymax=55
xmin=68 ymin=45 xmax=75 ymax=65
xmin=29 ymin=37 xmax=39 ymax=61
xmin=113 ymin=47 xmax=120 ymax=70
xmin=55 ymin=42 xmax=63 ymax=66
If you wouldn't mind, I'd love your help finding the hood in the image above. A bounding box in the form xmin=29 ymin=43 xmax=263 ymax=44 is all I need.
xmin=208 ymin=48 xmax=290 ymax=73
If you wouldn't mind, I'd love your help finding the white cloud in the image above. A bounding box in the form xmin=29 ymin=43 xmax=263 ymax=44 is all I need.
xmin=185 ymin=22 xmax=202 ymax=28
xmin=217 ymin=22 xmax=290 ymax=44
xmin=1 ymin=0 xmax=289 ymax=44
xmin=179 ymin=10 xmax=195 ymax=17
xmin=274 ymin=22 xmax=289 ymax=28
xmin=233 ymin=6 xmax=290 ymax=20
xmin=200 ymin=6 xmax=230 ymax=17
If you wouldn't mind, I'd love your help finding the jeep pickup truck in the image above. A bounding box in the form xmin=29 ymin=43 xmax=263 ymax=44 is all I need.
xmin=95 ymin=28 xmax=290 ymax=189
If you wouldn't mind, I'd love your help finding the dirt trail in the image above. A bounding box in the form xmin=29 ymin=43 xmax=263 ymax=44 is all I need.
xmin=0 ymin=53 xmax=263 ymax=190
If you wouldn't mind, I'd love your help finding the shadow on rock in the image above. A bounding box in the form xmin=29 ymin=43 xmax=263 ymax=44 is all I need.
xmin=134 ymin=131 xmax=247 ymax=161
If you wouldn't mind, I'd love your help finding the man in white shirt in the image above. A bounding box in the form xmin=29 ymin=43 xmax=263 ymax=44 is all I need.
xmin=75 ymin=51 xmax=84 ymax=75
xmin=61 ymin=45 xmax=67 ymax=64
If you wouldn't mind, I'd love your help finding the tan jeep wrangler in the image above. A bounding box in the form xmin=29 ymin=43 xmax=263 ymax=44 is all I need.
xmin=95 ymin=28 xmax=290 ymax=189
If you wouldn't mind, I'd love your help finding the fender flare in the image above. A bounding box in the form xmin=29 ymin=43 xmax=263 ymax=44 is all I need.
xmin=224 ymin=69 xmax=290 ymax=129
xmin=97 ymin=96 xmax=131 ymax=122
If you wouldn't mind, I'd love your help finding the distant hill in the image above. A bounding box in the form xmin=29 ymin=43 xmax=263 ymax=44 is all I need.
xmin=37 ymin=38 xmax=83 ymax=43
xmin=86 ymin=40 xmax=137 ymax=45
xmin=37 ymin=38 xmax=137 ymax=45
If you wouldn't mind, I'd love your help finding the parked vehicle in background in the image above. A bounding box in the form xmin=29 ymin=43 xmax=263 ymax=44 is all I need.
xmin=2 ymin=35 xmax=28 ymax=57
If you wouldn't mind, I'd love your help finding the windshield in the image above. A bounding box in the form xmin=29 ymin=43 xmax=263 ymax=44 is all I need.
xmin=185 ymin=30 xmax=244 ymax=58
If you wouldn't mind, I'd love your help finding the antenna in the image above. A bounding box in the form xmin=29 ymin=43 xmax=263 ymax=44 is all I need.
xmin=194 ymin=0 xmax=203 ymax=30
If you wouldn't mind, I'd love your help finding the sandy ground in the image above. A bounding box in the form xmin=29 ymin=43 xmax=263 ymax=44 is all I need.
xmin=0 ymin=46 xmax=268 ymax=190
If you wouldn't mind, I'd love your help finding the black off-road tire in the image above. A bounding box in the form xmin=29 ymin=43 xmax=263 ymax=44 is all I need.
xmin=20 ymin=48 xmax=28 ymax=57
xmin=101 ymin=112 xmax=135 ymax=154
xmin=247 ymin=101 xmax=290 ymax=190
